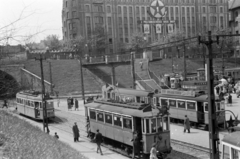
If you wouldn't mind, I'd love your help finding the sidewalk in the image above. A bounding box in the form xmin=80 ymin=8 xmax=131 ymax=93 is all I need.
xmin=51 ymin=99 xmax=128 ymax=159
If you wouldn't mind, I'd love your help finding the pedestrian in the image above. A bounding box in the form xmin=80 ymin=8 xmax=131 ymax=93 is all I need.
xmin=2 ymin=99 xmax=8 ymax=108
xmin=228 ymin=93 xmax=232 ymax=106
xmin=95 ymin=129 xmax=103 ymax=155
xmin=184 ymin=115 xmax=190 ymax=133
xmin=139 ymin=61 xmax=143 ymax=70
xmin=150 ymin=143 xmax=158 ymax=159
xmin=72 ymin=122 xmax=80 ymax=142
xmin=54 ymin=132 xmax=59 ymax=139
xmin=224 ymin=94 xmax=229 ymax=107
xmin=132 ymin=131 xmax=141 ymax=159
xmin=75 ymin=99 xmax=79 ymax=111
xmin=57 ymin=98 xmax=60 ymax=107
xmin=67 ymin=98 xmax=71 ymax=110
xmin=71 ymin=97 xmax=74 ymax=109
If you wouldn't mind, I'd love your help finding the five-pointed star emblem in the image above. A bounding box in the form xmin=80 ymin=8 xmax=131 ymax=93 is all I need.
xmin=150 ymin=0 xmax=165 ymax=18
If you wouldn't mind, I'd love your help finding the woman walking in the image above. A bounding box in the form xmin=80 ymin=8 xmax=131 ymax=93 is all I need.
xmin=150 ymin=143 xmax=157 ymax=159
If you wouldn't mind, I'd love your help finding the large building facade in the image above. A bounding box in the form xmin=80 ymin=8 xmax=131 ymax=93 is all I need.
xmin=229 ymin=0 xmax=240 ymax=57
xmin=62 ymin=0 xmax=229 ymax=55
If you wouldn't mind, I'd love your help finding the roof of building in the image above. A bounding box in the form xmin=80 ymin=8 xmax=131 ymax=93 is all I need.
xmin=229 ymin=0 xmax=240 ymax=10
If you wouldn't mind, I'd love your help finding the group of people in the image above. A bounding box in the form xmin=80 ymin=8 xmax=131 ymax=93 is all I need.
xmin=72 ymin=122 xmax=103 ymax=155
xmin=67 ymin=97 xmax=79 ymax=111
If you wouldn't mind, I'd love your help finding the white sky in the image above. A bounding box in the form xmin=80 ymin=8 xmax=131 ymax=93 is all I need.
xmin=0 ymin=0 xmax=62 ymax=45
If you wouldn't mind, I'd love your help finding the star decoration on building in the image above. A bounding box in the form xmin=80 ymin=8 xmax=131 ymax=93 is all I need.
xmin=149 ymin=0 xmax=166 ymax=18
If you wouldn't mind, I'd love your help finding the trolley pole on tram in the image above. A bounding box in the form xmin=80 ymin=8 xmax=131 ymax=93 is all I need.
xmin=199 ymin=31 xmax=219 ymax=159
xmin=35 ymin=53 xmax=49 ymax=133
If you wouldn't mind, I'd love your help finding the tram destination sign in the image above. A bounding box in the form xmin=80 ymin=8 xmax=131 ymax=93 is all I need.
xmin=138 ymin=20 xmax=175 ymax=24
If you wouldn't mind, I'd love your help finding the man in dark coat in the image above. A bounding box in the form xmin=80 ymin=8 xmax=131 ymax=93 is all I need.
xmin=67 ymin=98 xmax=71 ymax=110
xmin=95 ymin=129 xmax=103 ymax=155
xmin=2 ymin=99 xmax=8 ymax=108
xmin=72 ymin=122 xmax=80 ymax=142
xmin=54 ymin=132 xmax=59 ymax=139
xmin=75 ymin=99 xmax=79 ymax=111
xmin=184 ymin=115 xmax=190 ymax=133
xmin=132 ymin=131 xmax=141 ymax=159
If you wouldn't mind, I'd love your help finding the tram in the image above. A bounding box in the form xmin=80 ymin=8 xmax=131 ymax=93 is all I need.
xmin=85 ymin=86 xmax=172 ymax=158
xmin=222 ymin=131 xmax=240 ymax=159
xmin=16 ymin=90 xmax=55 ymax=120
xmin=102 ymin=84 xmax=225 ymax=129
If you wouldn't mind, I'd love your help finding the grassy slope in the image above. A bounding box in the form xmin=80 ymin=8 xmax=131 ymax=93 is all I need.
xmin=23 ymin=60 xmax=102 ymax=95
xmin=0 ymin=110 xmax=88 ymax=159
xmin=3 ymin=57 xmax=240 ymax=95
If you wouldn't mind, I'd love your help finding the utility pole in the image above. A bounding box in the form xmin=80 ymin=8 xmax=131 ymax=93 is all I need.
xmin=76 ymin=48 xmax=85 ymax=104
xmin=35 ymin=54 xmax=48 ymax=133
xmin=183 ymin=44 xmax=187 ymax=80
xmin=171 ymin=51 xmax=174 ymax=73
xmin=131 ymin=52 xmax=136 ymax=89
xmin=48 ymin=61 xmax=53 ymax=95
xmin=199 ymin=31 xmax=219 ymax=159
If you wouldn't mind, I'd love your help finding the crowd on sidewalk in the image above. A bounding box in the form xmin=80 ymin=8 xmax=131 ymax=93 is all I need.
xmin=66 ymin=97 xmax=79 ymax=111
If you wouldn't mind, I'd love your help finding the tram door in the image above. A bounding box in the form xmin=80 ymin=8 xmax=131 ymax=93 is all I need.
xmin=197 ymin=102 xmax=204 ymax=123
xmin=34 ymin=102 xmax=40 ymax=118
xmin=134 ymin=117 xmax=142 ymax=137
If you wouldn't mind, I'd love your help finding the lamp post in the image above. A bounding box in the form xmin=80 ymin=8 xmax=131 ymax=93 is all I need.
xmin=171 ymin=51 xmax=174 ymax=73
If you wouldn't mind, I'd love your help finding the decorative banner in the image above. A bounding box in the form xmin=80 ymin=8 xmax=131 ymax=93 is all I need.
xmin=167 ymin=24 xmax=174 ymax=33
xmin=143 ymin=24 xmax=150 ymax=34
xmin=156 ymin=24 xmax=162 ymax=33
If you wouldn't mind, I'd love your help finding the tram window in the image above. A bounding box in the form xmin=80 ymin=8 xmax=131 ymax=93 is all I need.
xmin=178 ymin=100 xmax=186 ymax=109
xmin=161 ymin=98 xmax=168 ymax=106
xmin=112 ymin=93 xmax=115 ymax=99
xmin=215 ymin=102 xmax=221 ymax=111
xmin=30 ymin=101 xmax=34 ymax=107
xmin=114 ymin=115 xmax=122 ymax=127
xmin=35 ymin=102 xmax=39 ymax=108
xmin=204 ymin=103 xmax=208 ymax=112
xmin=144 ymin=97 xmax=148 ymax=104
xmin=169 ymin=99 xmax=176 ymax=107
xmin=142 ymin=119 xmax=145 ymax=133
xmin=105 ymin=113 xmax=112 ymax=124
xmin=157 ymin=118 xmax=163 ymax=132
xmin=27 ymin=101 xmax=30 ymax=106
xmin=232 ymin=148 xmax=239 ymax=159
xmin=187 ymin=102 xmax=196 ymax=110
xmin=97 ymin=112 xmax=104 ymax=122
xmin=151 ymin=118 xmax=157 ymax=133
xmin=39 ymin=102 xmax=42 ymax=108
xmin=136 ymin=96 xmax=140 ymax=103
xmin=123 ymin=117 xmax=132 ymax=129
xmin=146 ymin=119 xmax=150 ymax=133
xmin=90 ymin=110 xmax=96 ymax=120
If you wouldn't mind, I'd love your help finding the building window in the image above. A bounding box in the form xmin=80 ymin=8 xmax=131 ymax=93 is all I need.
xmin=119 ymin=17 xmax=122 ymax=25
xmin=107 ymin=6 xmax=111 ymax=13
xmin=66 ymin=1 xmax=68 ymax=7
xmin=175 ymin=7 xmax=179 ymax=15
xmin=124 ymin=6 xmax=127 ymax=13
xmin=72 ymin=11 xmax=77 ymax=18
xmin=86 ymin=16 xmax=91 ymax=24
xmin=118 ymin=6 xmax=121 ymax=14
xmin=67 ymin=12 xmax=69 ymax=19
xmin=136 ymin=6 xmax=139 ymax=14
xmin=191 ymin=7 xmax=194 ymax=14
xmin=182 ymin=7 xmax=185 ymax=15
xmin=202 ymin=7 xmax=206 ymax=13
xmin=72 ymin=0 xmax=76 ymax=6
xmin=129 ymin=6 xmax=133 ymax=14
xmin=86 ymin=5 xmax=90 ymax=12
xmin=220 ymin=7 xmax=223 ymax=13
xmin=202 ymin=0 xmax=205 ymax=3
xmin=210 ymin=7 xmax=217 ymax=13
xmin=141 ymin=7 xmax=145 ymax=14
xmin=107 ymin=17 xmax=111 ymax=25
xmin=124 ymin=17 xmax=128 ymax=24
